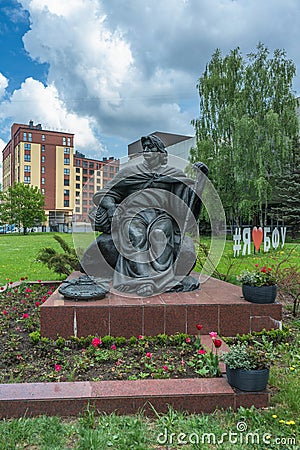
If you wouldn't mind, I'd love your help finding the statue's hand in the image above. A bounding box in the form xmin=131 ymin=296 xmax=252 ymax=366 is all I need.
xmin=193 ymin=162 xmax=209 ymax=176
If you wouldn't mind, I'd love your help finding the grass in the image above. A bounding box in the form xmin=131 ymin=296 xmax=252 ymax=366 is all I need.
xmin=0 ymin=232 xmax=299 ymax=449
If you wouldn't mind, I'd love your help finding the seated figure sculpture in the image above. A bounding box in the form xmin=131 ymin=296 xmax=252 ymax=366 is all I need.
xmin=80 ymin=134 xmax=208 ymax=297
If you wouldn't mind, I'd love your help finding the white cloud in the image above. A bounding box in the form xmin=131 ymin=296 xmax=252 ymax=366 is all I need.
xmin=0 ymin=77 xmax=103 ymax=151
xmin=0 ymin=73 xmax=8 ymax=99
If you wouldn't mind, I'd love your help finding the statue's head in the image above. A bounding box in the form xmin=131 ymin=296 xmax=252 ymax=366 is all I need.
xmin=141 ymin=135 xmax=167 ymax=154
xmin=141 ymin=134 xmax=168 ymax=167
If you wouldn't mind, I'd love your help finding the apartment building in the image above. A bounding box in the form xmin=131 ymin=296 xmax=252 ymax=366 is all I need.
xmin=2 ymin=121 xmax=119 ymax=228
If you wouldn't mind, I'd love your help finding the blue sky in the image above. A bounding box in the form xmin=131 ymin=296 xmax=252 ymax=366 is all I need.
xmin=1 ymin=0 xmax=300 ymax=180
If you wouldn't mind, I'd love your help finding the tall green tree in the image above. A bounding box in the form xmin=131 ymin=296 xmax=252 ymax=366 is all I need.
xmin=272 ymin=138 xmax=300 ymax=238
xmin=0 ymin=183 xmax=46 ymax=235
xmin=190 ymin=43 xmax=299 ymax=226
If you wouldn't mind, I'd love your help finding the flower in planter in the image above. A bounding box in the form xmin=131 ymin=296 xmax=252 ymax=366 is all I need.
xmin=238 ymin=264 xmax=277 ymax=287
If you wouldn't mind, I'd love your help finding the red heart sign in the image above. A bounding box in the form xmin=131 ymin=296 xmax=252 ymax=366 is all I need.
xmin=252 ymin=226 xmax=263 ymax=252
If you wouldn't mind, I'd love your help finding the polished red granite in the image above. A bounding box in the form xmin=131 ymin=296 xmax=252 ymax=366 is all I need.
xmin=40 ymin=273 xmax=282 ymax=339
xmin=0 ymin=377 xmax=270 ymax=419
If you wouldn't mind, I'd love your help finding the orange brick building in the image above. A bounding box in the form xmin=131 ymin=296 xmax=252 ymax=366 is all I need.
xmin=2 ymin=121 xmax=119 ymax=228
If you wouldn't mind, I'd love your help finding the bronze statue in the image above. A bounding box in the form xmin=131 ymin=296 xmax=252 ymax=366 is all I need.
xmin=80 ymin=134 xmax=208 ymax=297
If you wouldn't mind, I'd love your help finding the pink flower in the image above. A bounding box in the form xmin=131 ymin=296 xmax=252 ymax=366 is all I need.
xmin=2 ymin=310 xmax=8 ymax=316
xmin=54 ymin=364 xmax=62 ymax=372
xmin=111 ymin=344 xmax=117 ymax=350
xmin=22 ymin=313 xmax=29 ymax=319
xmin=16 ymin=355 xmax=22 ymax=360
xmin=138 ymin=335 xmax=144 ymax=340
xmin=213 ymin=339 xmax=222 ymax=348
xmin=180 ymin=359 xmax=185 ymax=366
xmin=162 ymin=365 xmax=169 ymax=372
xmin=146 ymin=352 xmax=152 ymax=358
xmin=47 ymin=290 xmax=53 ymax=295
xmin=25 ymin=287 xmax=33 ymax=293
xmin=185 ymin=337 xmax=191 ymax=343
xmin=92 ymin=337 xmax=102 ymax=347
xmin=209 ymin=332 xmax=218 ymax=339
xmin=196 ymin=324 xmax=203 ymax=331
xmin=35 ymin=302 xmax=41 ymax=307
xmin=198 ymin=349 xmax=206 ymax=355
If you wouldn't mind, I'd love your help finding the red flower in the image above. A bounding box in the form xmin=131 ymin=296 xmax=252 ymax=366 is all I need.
xmin=261 ymin=266 xmax=267 ymax=273
xmin=138 ymin=335 xmax=144 ymax=340
xmin=162 ymin=365 xmax=169 ymax=372
xmin=92 ymin=337 xmax=102 ymax=347
xmin=198 ymin=349 xmax=206 ymax=355
xmin=47 ymin=290 xmax=53 ymax=295
xmin=111 ymin=344 xmax=117 ymax=350
xmin=25 ymin=287 xmax=33 ymax=293
xmin=213 ymin=339 xmax=222 ymax=348
xmin=255 ymin=264 xmax=259 ymax=267
xmin=54 ymin=364 xmax=62 ymax=372
xmin=196 ymin=324 xmax=203 ymax=331
xmin=35 ymin=301 xmax=41 ymax=307
xmin=185 ymin=337 xmax=191 ymax=343
xmin=209 ymin=331 xmax=218 ymax=339
xmin=268 ymin=267 xmax=272 ymax=271
xmin=146 ymin=352 xmax=152 ymax=358
xmin=38 ymin=279 xmax=42 ymax=283
xmin=22 ymin=313 xmax=29 ymax=319
xmin=2 ymin=310 xmax=8 ymax=316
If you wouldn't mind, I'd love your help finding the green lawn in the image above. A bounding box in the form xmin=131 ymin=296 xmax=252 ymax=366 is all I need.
xmin=0 ymin=232 xmax=95 ymax=286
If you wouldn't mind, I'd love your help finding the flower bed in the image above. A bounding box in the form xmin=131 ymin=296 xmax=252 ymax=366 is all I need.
xmin=0 ymin=281 xmax=222 ymax=383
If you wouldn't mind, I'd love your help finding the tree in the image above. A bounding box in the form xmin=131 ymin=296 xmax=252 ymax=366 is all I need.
xmin=0 ymin=183 xmax=46 ymax=234
xmin=190 ymin=43 xmax=299 ymax=226
xmin=272 ymin=138 xmax=300 ymax=238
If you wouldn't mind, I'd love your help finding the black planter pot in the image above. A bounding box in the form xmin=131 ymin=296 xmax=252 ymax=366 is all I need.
xmin=242 ymin=284 xmax=277 ymax=304
xmin=226 ymin=366 xmax=270 ymax=391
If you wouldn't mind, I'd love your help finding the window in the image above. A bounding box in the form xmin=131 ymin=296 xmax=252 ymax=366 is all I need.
xmin=64 ymin=158 xmax=70 ymax=165
xmin=76 ymin=191 xmax=80 ymax=197
xmin=28 ymin=133 xmax=32 ymax=142
xmin=75 ymin=160 xmax=81 ymax=166
xmin=64 ymin=147 xmax=70 ymax=154
xmin=42 ymin=134 xmax=45 ymax=141
xmin=83 ymin=169 xmax=88 ymax=174
xmin=64 ymin=168 xmax=70 ymax=175
xmin=75 ymin=207 xmax=80 ymax=212
xmin=83 ymin=200 xmax=88 ymax=205
xmin=41 ymin=156 xmax=45 ymax=162
xmin=97 ymin=178 xmax=101 ymax=184
xmin=64 ymin=189 xmax=69 ymax=196
xmin=76 ymin=183 xmax=80 ymax=189
xmin=64 ymin=179 xmax=70 ymax=186
xmin=89 ymin=162 xmax=94 ymax=168
xmin=83 ymin=207 xmax=87 ymax=213
xmin=24 ymin=165 xmax=31 ymax=172
xmin=24 ymin=176 xmax=30 ymax=184
xmin=83 ymin=161 xmax=88 ymax=168
xmin=67 ymin=137 xmax=71 ymax=146
xmin=24 ymin=143 xmax=31 ymax=150
xmin=76 ymin=175 xmax=80 ymax=181
xmin=24 ymin=154 xmax=31 ymax=162
xmin=41 ymin=178 xmax=45 ymax=185
xmin=63 ymin=137 xmax=66 ymax=145
xmin=64 ymin=200 xmax=69 ymax=207
xmin=41 ymin=188 xmax=45 ymax=195
xmin=23 ymin=132 xmax=27 ymax=141
xmin=41 ymin=145 xmax=45 ymax=152
xmin=76 ymin=168 xmax=80 ymax=173
xmin=41 ymin=167 xmax=45 ymax=174
xmin=83 ymin=177 xmax=88 ymax=182
xmin=89 ymin=170 xmax=94 ymax=175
